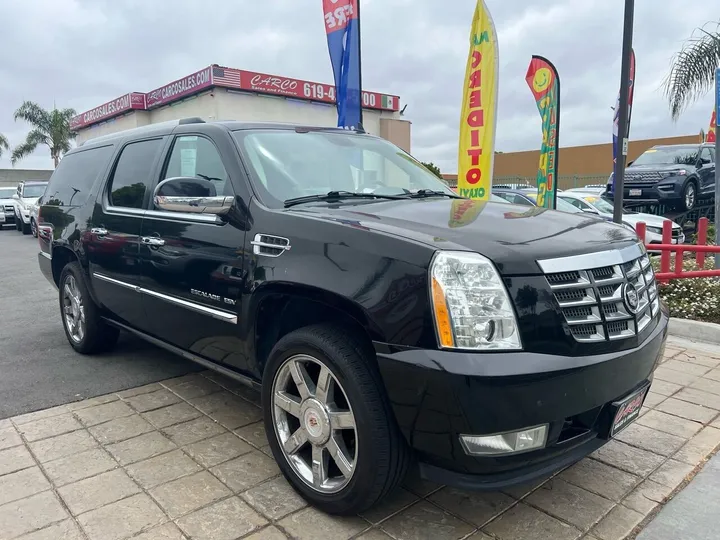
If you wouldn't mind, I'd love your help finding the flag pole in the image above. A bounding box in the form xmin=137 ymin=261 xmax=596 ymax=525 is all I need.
xmin=356 ymin=0 xmax=364 ymax=128
xmin=612 ymin=0 xmax=635 ymax=224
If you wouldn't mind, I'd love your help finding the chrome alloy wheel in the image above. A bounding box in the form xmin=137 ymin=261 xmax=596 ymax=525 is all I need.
xmin=272 ymin=354 xmax=357 ymax=494
xmin=685 ymin=183 xmax=696 ymax=210
xmin=62 ymin=275 xmax=85 ymax=343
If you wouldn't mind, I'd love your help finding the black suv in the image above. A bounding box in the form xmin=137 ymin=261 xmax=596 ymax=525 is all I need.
xmin=37 ymin=118 xmax=668 ymax=514
xmin=606 ymin=143 xmax=716 ymax=211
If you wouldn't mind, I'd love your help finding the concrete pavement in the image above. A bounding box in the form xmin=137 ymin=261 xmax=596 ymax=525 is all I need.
xmin=1 ymin=338 xmax=719 ymax=540
xmin=0 ymin=229 xmax=200 ymax=418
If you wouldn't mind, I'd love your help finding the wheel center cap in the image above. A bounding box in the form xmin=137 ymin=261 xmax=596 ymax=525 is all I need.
xmin=300 ymin=399 xmax=330 ymax=444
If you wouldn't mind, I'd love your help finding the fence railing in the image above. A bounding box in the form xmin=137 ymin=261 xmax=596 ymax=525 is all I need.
xmin=637 ymin=217 xmax=720 ymax=281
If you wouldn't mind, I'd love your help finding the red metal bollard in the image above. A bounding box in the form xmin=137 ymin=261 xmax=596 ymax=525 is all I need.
xmin=660 ymin=220 xmax=673 ymax=277
xmin=697 ymin=217 xmax=708 ymax=268
xmin=636 ymin=221 xmax=646 ymax=244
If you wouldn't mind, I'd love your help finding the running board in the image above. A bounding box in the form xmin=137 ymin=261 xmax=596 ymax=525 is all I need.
xmin=103 ymin=318 xmax=261 ymax=392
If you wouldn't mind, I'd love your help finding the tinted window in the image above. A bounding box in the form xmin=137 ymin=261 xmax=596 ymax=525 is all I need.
xmin=109 ymin=139 xmax=163 ymax=209
xmin=163 ymin=136 xmax=233 ymax=197
xmin=43 ymin=146 xmax=113 ymax=207
xmin=699 ymin=147 xmax=712 ymax=165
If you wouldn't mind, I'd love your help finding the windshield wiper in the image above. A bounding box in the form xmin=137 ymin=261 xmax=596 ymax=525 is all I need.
xmin=403 ymin=189 xmax=463 ymax=199
xmin=284 ymin=191 xmax=406 ymax=208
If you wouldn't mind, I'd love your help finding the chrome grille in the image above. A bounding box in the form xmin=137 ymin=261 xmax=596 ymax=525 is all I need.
xmin=3 ymin=205 xmax=13 ymax=212
xmin=626 ymin=171 xmax=663 ymax=183
xmin=538 ymin=243 xmax=659 ymax=343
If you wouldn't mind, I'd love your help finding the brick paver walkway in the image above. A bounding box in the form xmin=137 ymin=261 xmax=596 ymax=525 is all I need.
xmin=1 ymin=336 xmax=720 ymax=540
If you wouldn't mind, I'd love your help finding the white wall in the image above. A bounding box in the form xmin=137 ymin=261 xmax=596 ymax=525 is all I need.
xmin=75 ymin=111 xmax=151 ymax=145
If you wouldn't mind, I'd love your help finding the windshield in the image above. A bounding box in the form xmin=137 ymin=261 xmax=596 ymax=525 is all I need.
xmin=632 ymin=146 xmax=698 ymax=166
xmin=22 ymin=184 xmax=47 ymax=198
xmin=0 ymin=188 xmax=15 ymax=199
xmin=581 ymin=195 xmax=615 ymax=213
xmin=524 ymin=192 xmax=581 ymax=213
xmin=233 ymin=129 xmax=455 ymax=208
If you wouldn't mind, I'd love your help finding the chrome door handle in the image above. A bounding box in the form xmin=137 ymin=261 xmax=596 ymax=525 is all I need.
xmin=91 ymin=227 xmax=108 ymax=236
xmin=141 ymin=236 xmax=165 ymax=246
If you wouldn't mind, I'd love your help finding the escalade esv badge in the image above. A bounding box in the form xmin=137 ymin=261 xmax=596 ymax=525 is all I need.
xmin=190 ymin=289 xmax=236 ymax=306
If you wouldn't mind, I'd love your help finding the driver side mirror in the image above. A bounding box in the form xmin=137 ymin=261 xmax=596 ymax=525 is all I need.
xmin=153 ymin=177 xmax=234 ymax=216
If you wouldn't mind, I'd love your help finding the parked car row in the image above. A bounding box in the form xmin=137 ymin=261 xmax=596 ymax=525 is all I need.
xmin=0 ymin=180 xmax=49 ymax=236
xmin=491 ymin=186 xmax=684 ymax=251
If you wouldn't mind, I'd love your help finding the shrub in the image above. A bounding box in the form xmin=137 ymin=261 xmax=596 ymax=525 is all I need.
xmin=652 ymin=255 xmax=720 ymax=324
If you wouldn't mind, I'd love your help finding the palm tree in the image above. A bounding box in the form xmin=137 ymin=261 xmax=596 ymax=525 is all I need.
xmin=0 ymin=133 xmax=8 ymax=159
xmin=664 ymin=21 xmax=720 ymax=120
xmin=11 ymin=101 xmax=77 ymax=167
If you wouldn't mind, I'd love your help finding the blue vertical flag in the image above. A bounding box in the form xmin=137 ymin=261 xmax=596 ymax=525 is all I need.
xmin=610 ymin=48 xmax=635 ymax=194
xmin=323 ymin=0 xmax=362 ymax=129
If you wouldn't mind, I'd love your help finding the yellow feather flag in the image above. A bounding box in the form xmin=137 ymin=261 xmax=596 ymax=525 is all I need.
xmin=456 ymin=0 xmax=499 ymax=200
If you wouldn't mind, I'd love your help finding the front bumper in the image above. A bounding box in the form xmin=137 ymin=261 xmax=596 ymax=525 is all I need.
xmin=374 ymin=309 xmax=668 ymax=490
xmin=607 ymin=179 xmax=685 ymax=206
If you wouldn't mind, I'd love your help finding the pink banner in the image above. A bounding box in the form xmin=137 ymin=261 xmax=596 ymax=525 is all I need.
xmin=70 ymin=92 xmax=145 ymax=130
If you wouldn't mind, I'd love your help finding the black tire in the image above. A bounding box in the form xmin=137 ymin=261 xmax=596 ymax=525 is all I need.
xmin=31 ymin=218 xmax=37 ymax=238
xmin=680 ymin=180 xmax=697 ymax=211
xmin=21 ymin=220 xmax=31 ymax=235
xmin=262 ymin=324 xmax=409 ymax=515
xmin=15 ymin=215 xmax=21 ymax=231
xmin=59 ymin=262 xmax=120 ymax=354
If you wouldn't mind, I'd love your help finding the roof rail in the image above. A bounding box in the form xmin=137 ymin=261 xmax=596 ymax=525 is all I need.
xmin=178 ymin=117 xmax=206 ymax=125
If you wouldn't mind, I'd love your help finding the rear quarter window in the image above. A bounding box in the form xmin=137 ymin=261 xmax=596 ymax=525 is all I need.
xmin=44 ymin=145 xmax=114 ymax=207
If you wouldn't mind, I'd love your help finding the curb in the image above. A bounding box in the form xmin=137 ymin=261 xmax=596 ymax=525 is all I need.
xmin=668 ymin=317 xmax=720 ymax=346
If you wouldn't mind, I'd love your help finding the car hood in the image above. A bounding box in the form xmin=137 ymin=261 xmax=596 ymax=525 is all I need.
xmin=289 ymin=198 xmax=639 ymax=275
xmin=0 ymin=198 xmax=15 ymax=206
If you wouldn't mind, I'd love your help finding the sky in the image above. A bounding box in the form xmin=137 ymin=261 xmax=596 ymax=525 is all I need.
xmin=0 ymin=0 xmax=716 ymax=174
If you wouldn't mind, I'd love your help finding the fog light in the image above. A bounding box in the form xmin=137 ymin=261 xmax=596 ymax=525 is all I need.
xmin=460 ymin=425 xmax=548 ymax=456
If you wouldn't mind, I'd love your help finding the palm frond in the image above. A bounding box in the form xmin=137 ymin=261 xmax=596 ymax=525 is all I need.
xmin=0 ymin=133 xmax=8 ymax=158
xmin=13 ymin=101 xmax=51 ymax=131
xmin=10 ymin=129 xmax=48 ymax=166
xmin=664 ymin=21 xmax=720 ymax=121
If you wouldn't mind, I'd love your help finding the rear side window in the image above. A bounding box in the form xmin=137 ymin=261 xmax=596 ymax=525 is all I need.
xmin=109 ymin=139 xmax=164 ymax=209
xmin=43 ymin=145 xmax=114 ymax=207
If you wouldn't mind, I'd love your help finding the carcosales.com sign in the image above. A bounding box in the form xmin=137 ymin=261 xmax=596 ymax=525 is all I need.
xmin=70 ymin=92 xmax=145 ymax=130
xmin=145 ymin=67 xmax=213 ymax=108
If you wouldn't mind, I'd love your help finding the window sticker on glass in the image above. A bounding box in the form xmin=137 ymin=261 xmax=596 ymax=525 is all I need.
xmin=180 ymin=148 xmax=197 ymax=177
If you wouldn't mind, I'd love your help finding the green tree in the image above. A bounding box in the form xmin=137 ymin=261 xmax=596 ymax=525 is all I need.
xmin=11 ymin=101 xmax=77 ymax=168
xmin=664 ymin=21 xmax=720 ymax=120
xmin=421 ymin=161 xmax=443 ymax=179
xmin=0 ymin=133 xmax=8 ymax=159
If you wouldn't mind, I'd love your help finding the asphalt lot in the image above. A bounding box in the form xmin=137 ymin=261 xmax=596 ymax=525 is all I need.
xmin=0 ymin=226 xmax=200 ymax=419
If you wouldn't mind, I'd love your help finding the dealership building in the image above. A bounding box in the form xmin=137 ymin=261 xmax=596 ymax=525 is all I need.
xmin=71 ymin=64 xmax=410 ymax=151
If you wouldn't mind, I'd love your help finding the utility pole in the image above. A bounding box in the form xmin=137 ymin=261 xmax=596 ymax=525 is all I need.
xmin=612 ymin=0 xmax=635 ymax=224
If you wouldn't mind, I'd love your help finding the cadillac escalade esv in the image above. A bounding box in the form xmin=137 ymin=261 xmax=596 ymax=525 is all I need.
xmin=37 ymin=118 xmax=668 ymax=514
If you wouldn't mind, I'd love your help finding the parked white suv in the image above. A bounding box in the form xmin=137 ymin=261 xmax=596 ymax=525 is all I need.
xmin=0 ymin=186 xmax=16 ymax=228
xmin=12 ymin=181 xmax=48 ymax=235
xmin=558 ymin=192 xmax=685 ymax=248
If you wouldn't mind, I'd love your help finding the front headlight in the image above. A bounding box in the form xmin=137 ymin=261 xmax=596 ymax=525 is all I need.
xmin=430 ymin=251 xmax=522 ymax=350
xmin=646 ymin=226 xmax=663 ymax=235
